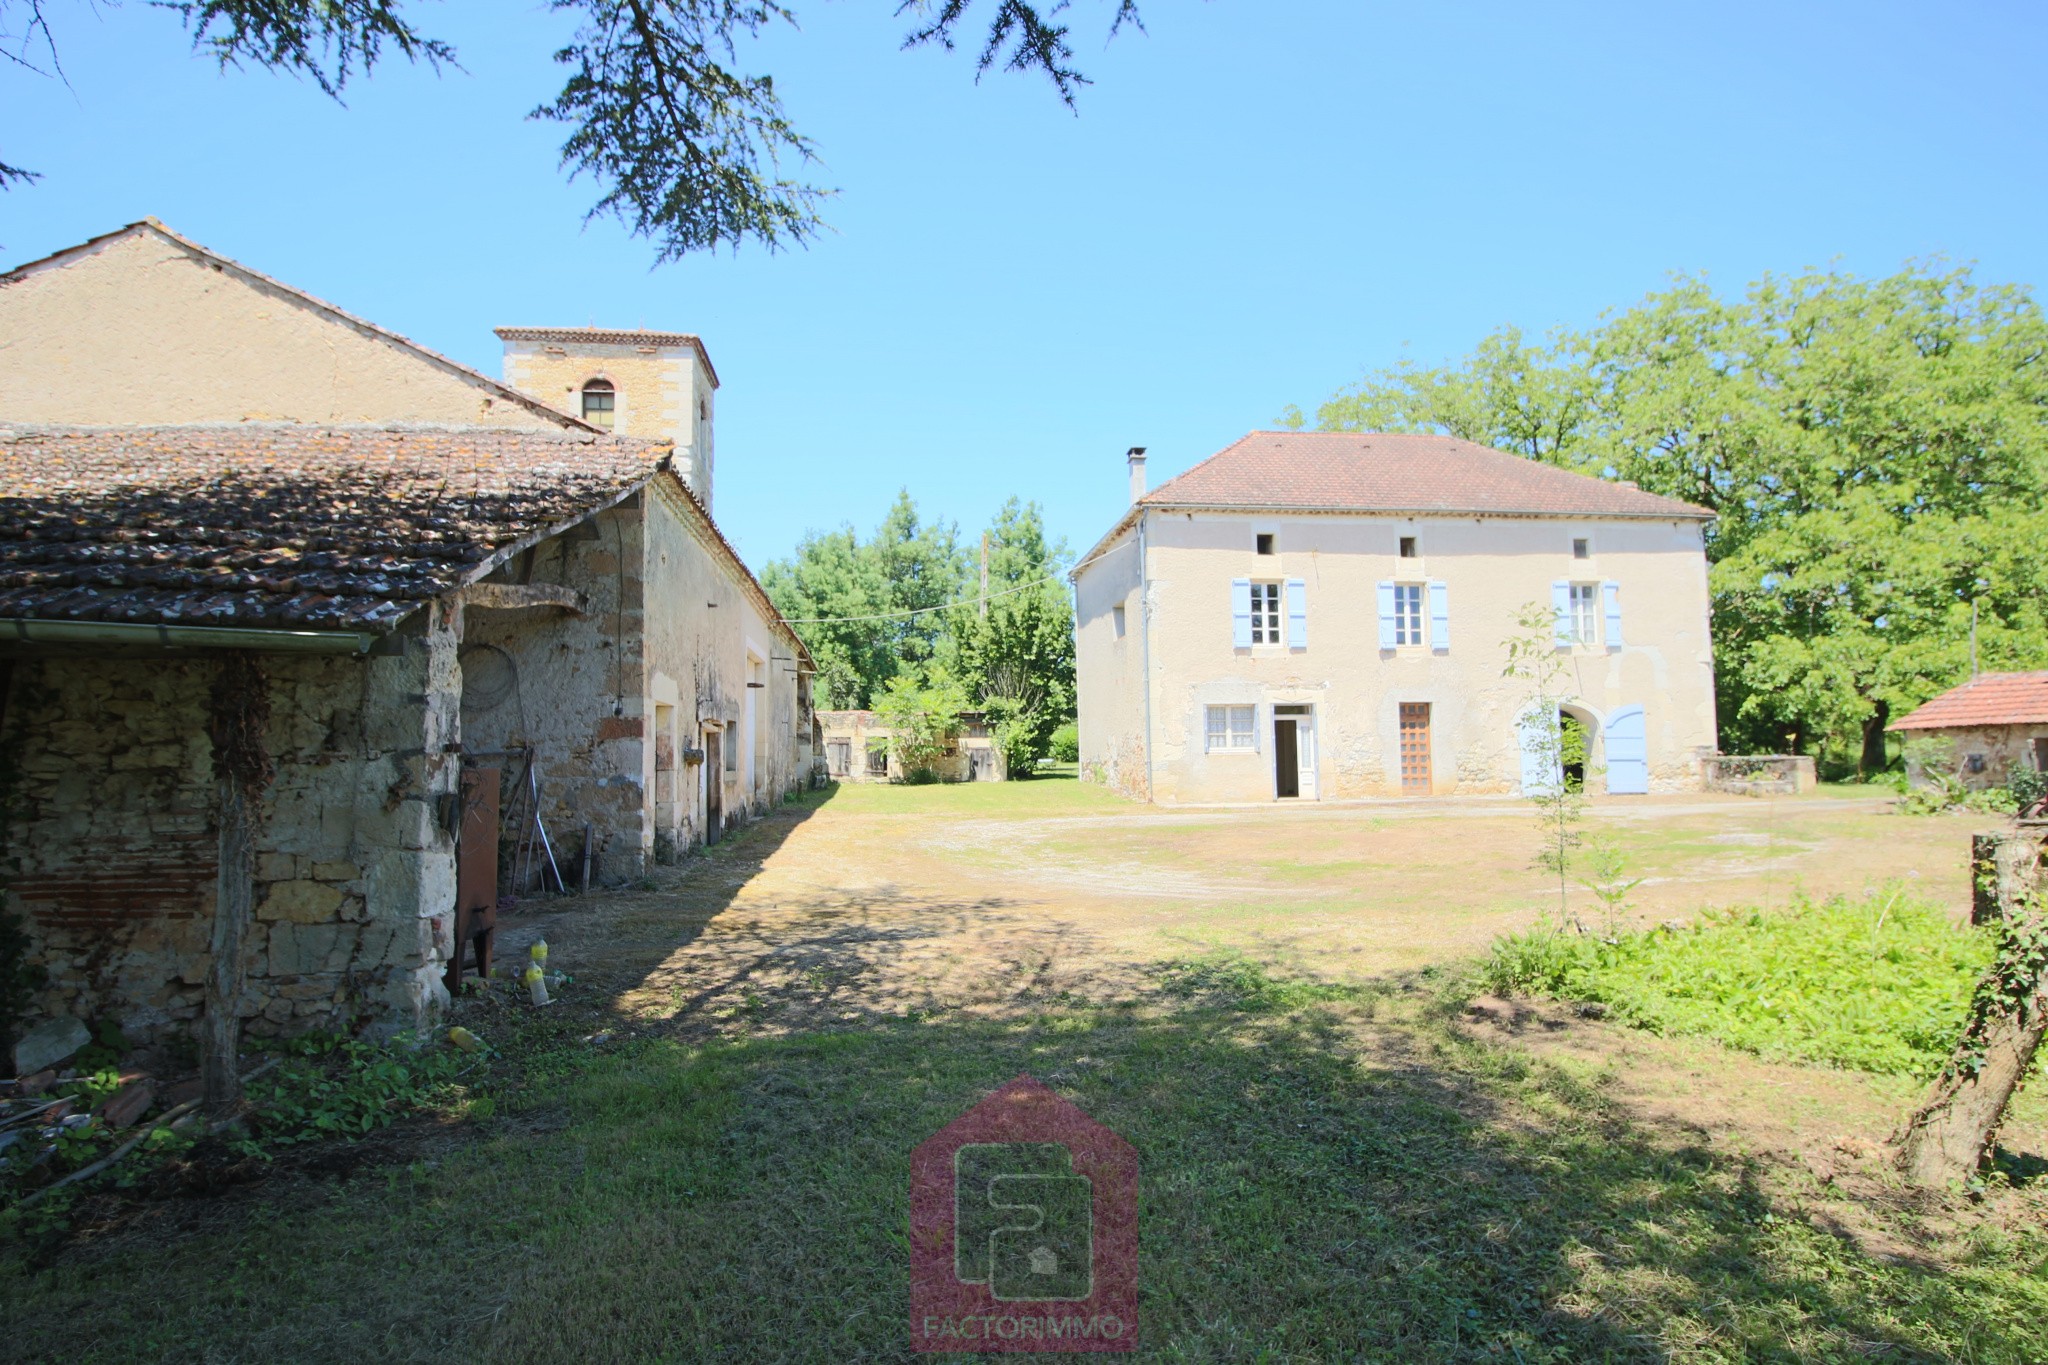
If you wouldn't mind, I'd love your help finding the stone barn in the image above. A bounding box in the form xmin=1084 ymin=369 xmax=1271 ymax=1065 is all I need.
xmin=0 ymin=218 xmax=814 ymax=1051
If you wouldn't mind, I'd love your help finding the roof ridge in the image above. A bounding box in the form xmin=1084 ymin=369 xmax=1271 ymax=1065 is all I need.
xmin=5 ymin=220 xmax=602 ymax=435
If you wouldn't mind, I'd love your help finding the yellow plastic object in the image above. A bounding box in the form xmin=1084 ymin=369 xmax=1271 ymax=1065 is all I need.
xmin=524 ymin=963 xmax=552 ymax=1007
xmin=529 ymin=939 xmax=549 ymax=966
xmin=447 ymin=1026 xmax=485 ymax=1054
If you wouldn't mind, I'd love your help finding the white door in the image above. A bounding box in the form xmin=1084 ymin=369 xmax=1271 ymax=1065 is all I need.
xmin=1296 ymin=711 xmax=1319 ymax=800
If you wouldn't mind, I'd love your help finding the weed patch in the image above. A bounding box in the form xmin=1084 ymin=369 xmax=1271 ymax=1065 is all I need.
xmin=1481 ymin=889 xmax=1995 ymax=1076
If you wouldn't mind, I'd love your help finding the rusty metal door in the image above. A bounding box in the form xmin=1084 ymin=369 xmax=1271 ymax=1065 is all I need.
xmin=446 ymin=766 xmax=500 ymax=993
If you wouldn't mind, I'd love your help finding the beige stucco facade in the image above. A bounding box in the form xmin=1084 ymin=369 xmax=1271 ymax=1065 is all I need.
xmin=499 ymin=329 xmax=718 ymax=510
xmin=1075 ymin=509 xmax=1718 ymax=804
xmin=0 ymin=223 xmax=582 ymax=432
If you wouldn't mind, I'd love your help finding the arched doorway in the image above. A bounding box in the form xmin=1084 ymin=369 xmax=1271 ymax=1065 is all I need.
xmin=1558 ymin=705 xmax=1598 ymax=791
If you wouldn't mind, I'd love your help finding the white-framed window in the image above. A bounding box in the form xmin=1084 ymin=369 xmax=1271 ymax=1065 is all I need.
xmin=1569 ymin=583 xmax=1600 ymax=645
xmin=1205 ymin=704 xmax=1257 ymax=752
xmin=1250 ymin=581 xmax=1282 ymax=644
xmin=1393 ymin=583 xmax=1425 ymax=646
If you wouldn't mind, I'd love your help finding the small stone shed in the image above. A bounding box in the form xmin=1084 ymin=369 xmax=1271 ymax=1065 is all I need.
xmin=0 ymin=423 xmax=811 ymax=1048
xmin=1889 ymin=672 xmax=2048 ymax=789
xmin=817 ymin=710 xmax=1007 ymax=784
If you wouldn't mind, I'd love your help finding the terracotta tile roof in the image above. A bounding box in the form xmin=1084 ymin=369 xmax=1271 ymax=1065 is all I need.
xmin=0 ymin=425 xmax=667 ymax=632
xmin=1140 ymin=431 xmax=1714 ymax=519
xmin=1889 ymin=673 xmax=2048 ymax=731
xmin=5 ymin=220 xmax=602 ymax=434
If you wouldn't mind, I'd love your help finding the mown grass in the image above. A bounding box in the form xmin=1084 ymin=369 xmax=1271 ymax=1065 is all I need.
xmin=1481 ymin=889 xmax=1996 ymax=1077
xmin=4 ymin=959 xmax=2044 ymax=1363
xmin=812 ymin=767 xmax=1134 ymax=817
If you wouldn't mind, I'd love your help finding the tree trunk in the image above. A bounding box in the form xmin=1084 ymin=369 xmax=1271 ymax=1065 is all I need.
xmin=1972 ymin=832 xmax=2038 ymax=927
xmin=201 ymin=653 xmax=271 ymax=1118
xmin=1894 ymin=843 xmax=2048 ymax=1186
xmin=1859 ymin=699 xmax=1890 ymax=778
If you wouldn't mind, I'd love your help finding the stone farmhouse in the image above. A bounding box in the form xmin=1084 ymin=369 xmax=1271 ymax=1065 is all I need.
xmin=0 ymin=219 xmax=812 ymax=1046
xmin=1072 ymin=432 xmax=1719 ymax=804
xmin=1890 ymin=672 xmax=2048 ymax=790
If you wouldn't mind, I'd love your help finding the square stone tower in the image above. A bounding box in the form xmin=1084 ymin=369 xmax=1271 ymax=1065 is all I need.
xmin=495 ymin=327 xmax=719 ymax=509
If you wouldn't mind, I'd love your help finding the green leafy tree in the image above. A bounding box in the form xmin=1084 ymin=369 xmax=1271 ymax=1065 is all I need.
xmin=2 ymin=0 xmax=1146 ymax=253
xmin=943 ymin=498 xmax=1076 ymax=773
xmin=874 ymin=672 xmax=970 ymax=781
xmin=1305 ymin=261 xmax=2048 ymax=774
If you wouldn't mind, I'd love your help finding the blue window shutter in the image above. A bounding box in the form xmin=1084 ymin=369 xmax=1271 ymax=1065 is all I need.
xmin=1286 ymin=578 xmax=1308 ymax=650
xmin=1377 ymin=580 xmax=1397 ymax=649
xmin=1231 ymin=578 xmax=1253 ymax=649
xmin=1602 ymin=580 xmax=1623 ymax=649
xmin=1605 ymin=704 xmax=1647 ymax=793
xmin=1428 ymin=580 xmax=1449 ymax=652
xmin=1551 ymin=579 xmax=1572 ymax=648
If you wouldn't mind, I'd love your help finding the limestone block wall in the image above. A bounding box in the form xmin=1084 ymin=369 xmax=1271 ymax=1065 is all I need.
xmin=0 ymin=606 xmax=461 ymax=1045
xmin=461 ymin=502 xmax=651 ymax=888
xmin=1902 ymin=724 xmax=2048 ymax=790
xmin=0 ymin=228 xmax=569 ymax=432
xmin=500 ymin=337 xmax=716 ymax=507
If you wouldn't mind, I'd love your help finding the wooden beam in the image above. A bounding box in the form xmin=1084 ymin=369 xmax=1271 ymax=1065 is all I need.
xmin=457 ymin=582 xmax=588 ymax=614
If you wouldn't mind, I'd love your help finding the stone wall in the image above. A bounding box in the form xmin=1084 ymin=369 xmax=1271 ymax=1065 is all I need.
xmin=461 ymin=501 xmax=651 ymax=889
xmin=0 ymin=605 xmax=461 ymax=1045
xmin=1902 ymin=724 xmax=2048 ymax=790
xmin=1703 ymin=754 xmax=1818 ymax=797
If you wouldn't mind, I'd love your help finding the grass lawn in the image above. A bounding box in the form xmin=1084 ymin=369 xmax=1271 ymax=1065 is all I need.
xmin=5 ymin=783 xmax=2043 ymax=1362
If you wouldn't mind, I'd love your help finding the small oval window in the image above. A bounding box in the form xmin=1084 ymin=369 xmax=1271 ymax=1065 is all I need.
xmin=581 ymin=378 xmax=616 ymax=429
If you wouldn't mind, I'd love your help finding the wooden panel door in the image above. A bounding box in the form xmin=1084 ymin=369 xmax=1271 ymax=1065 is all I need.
xmin=1399 ymin=703 xmax=1432 ymax=795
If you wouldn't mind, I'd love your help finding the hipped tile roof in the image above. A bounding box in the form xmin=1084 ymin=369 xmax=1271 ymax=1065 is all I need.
xmin=1888 ymin=673 xmax=2048 ymax=731
xmin=1141 ymin=431 xmax=1714 ymax=519
xmin=0 ymin=424 xmax=667 ymax=632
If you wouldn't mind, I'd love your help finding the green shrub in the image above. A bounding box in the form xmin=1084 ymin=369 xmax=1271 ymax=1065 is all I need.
xmin=1048 ymin=721 xmax=1079 ymax=763
xmin=1480 ymin=890 xmax=1994 ymax=1076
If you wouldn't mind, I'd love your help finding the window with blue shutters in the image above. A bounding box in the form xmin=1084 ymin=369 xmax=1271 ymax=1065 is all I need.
xmin=1231 ymin=578 xmax=1253 ymax=649
xmin=1428 ymin=580 xmax=1449 ymax=652
xmin=1376 ymin=581 xmax=1397 ymax=649
xmin=1602 ymin=581 xmax=1623 ymax=649
xmin=1285 ymin=578 xmax=1307 ymax=650
xmin=1392 ymin=584 xmax=1425 ymax=645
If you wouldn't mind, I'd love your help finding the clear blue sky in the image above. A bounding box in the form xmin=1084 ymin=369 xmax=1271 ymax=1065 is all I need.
xmin=5 ymin=2 xmax=2045 ymax=570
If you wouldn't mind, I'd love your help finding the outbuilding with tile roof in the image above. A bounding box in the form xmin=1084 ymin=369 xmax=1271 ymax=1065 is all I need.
xmin=1888 ymin=672 xmax=2048 ymax=790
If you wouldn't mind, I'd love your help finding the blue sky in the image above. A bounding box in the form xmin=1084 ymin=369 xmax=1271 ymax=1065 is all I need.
xmin=5 ymin=2 xmax=2045 ymax=570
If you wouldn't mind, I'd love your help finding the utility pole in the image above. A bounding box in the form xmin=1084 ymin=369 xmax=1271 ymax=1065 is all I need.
xmin=1972 ymin=598 xmax=1980 ymax=679
xmin=980 ymin=532 xmax=989 ymax=619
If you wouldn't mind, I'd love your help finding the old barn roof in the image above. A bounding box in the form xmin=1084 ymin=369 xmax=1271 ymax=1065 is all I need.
xmin=1143 ymin=431 xmax=1714 ymax=519
xmin=1889 ymin=672 xmax=2048 ymax=732
xmin=0 ymin=424 xmax=667 ymax=632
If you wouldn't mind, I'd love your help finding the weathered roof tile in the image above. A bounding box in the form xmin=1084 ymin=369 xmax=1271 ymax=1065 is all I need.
xmin=0 ymin=424 xmax=666 ymax=631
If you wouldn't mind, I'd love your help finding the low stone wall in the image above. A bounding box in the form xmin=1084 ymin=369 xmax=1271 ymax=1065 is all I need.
xmin=1702 ymin=754 xmax=1817 ymax=797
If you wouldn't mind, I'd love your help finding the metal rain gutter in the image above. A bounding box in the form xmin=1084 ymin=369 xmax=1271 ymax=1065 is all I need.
xmin=0 ymin=618 xmax=378 ymax=654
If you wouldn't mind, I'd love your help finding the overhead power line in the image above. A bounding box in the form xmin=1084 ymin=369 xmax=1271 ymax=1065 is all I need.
xmin=776 ymin=541 xmax=1127 ymax=625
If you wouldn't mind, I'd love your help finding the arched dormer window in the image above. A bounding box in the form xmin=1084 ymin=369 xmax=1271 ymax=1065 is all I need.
xmin=581 ymin=378 xmax=616 ymax=430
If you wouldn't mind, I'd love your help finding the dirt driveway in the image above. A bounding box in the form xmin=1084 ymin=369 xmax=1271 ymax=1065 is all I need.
xmin=505 ymin=778 xmax=1982 ymax=1038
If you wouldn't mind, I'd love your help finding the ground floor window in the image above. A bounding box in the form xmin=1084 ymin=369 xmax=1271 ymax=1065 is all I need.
xmin=1205 ymin=704 xmax=1256 ymax=752
xmin=866 ymin=741 xmax=890 ymax=776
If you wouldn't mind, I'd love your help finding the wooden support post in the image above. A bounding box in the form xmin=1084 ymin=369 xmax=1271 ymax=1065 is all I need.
xmin=202 ymin=652 xmax=271 ymax=1117
xmin=1971 ymin=831 xmax=2038 ymax=926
